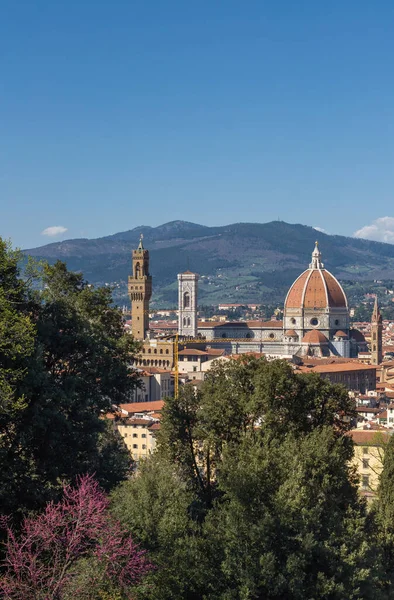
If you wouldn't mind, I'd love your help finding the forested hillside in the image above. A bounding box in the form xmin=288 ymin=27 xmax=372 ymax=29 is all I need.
xmin=25 ymin=220 xmax=394 ymax=306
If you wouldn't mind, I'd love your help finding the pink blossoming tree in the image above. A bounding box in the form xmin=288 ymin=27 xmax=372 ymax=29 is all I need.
xmin=0 ymin=475 xmax=152 ymax=599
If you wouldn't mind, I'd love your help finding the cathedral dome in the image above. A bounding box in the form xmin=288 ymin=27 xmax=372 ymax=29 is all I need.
xmin=302 ymin=330 xmax=328 ymax=344
xmin=284 ymin=242 xmax=347 ymax=310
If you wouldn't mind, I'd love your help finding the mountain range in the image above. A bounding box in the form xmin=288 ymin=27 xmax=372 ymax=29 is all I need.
xmin=24 ymin=221 xmax=394 ymax=306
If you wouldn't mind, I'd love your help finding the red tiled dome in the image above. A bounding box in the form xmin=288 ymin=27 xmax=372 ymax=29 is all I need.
xmin=285 ymin=329 xmax=298 ymax=337
xmin=285 ymin=244 xmax=347 ymax=310
xmin=334 ymin=330 xmax=348 ymax=338
xmin=302 ymin=330 xmax=328 ymax=344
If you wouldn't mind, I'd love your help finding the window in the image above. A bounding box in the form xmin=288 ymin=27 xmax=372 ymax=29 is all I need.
xmin=291 ymin=318 xmax=296 ymax=324
xmin=362 ymin=475 xmax=369 ymax=489
xmin=362 ymin=447 xmax=369 ymax=454
xmin=142 ymin=444 xmax=146 ymax=449
xmin=160 ymin=349 xmax=163 ymax=354
xmin=124 ymin=433 xmax=127 ymax=437
xmin=141 ymin=433 xmax=146 ymax=438
xmin=183 ymin=292 xmax=190 ymax=308
xmin=362 ymin=459 xmax=369 ymax=469
xmin=166 ymin=349 xmax=169 ymax=354
xmin=193 ymin=366 xmax=197 ymax=372
xmin=133 ymin=433 xmax=137 ymax=438
xmin=133 ymin=444 xmax=138 ymax=449
xmin=310 ymin=318 xmax=319 ymax=326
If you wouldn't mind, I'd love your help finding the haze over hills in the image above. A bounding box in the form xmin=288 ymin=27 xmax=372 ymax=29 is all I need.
xmin=25 ymin=220 xmax=394 ymax=306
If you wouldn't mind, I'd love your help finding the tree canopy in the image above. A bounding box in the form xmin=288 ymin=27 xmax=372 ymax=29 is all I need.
xmin=0 ymin=240 xmax=139 ymax=517
xmin=111 ymin=355 xmax=381 ymax=600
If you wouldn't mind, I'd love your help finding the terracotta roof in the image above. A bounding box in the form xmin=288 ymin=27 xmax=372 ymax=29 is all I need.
xmin=206 ymin=348 xmax=226 ymax=356
xmin=125 ymin=418 xmax=155 ymax=426
xmin=143 ymin=367 xmax=171 ymax=374
xmin=284 ymin=329 xmax=298 ymax=336
xmin=301 ymin=357 xmax=360 ymax=366
xmin=348 ymin=430 xmax=391 ymax=444
xmin=302 ymin=330 xmax=328 ymax=344
xmin=148 ymin=422 xmax=161 ymax=431
xmin=334 ymin=330 xmax=348 ymax=338
xmin=178 ymin=349 xmax=208 ymax=356
xmin=119 ymin=400 xmax=164 ymax=414
xmin=150 ymin=412 xmax=162 ymax=419
xmin=324 ymin=270 xmax=347 ymax=308
xmin=285 ymin=271 xmax=310 ymax=308
xmin=308 ymin=362 xmax=376 ymax=373
xmin=355 ymin=407 xmax=381 ymax=413
xmin=285 ymin=268 xmax=347 ymax=310
xmin=260 ymin=320 xmax=283 ymax=328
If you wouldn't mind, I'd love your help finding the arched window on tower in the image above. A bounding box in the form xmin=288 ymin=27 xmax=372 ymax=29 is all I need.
xmin=187 ymin=317 xmax=191 ymax=327
xmin=183 ymin=317 xmax=186 ymax=326
xmin=183 ymin=292 xmax=190 ymax=308
xmin=135 ymin=263 xmax=141 ymax=278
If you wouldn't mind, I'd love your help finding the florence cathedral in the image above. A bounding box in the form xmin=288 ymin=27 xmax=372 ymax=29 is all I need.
xmin=129 ymin=238 xmax=368 ymax=369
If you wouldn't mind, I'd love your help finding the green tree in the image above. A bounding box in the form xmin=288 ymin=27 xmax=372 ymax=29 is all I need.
xmin=0 ymin=243 xmax=139 ymax=516
xmin=158 ymin=358 xmax=356 ymax=509
xmin=374 ymin=434 xmax=394 ymax=595
xmin=111 ymin=456 xmax=212 ymax=600
xmin=202 ymin=428 xmax=375 ymax=599
xmin=112 ymin=356 xmax=375 ymax=599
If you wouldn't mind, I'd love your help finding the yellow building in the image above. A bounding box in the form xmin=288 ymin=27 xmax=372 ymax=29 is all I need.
xmin=135 ymin=340 xmax=174 ymax=370
xmin=349 ymin=429 xmax=392 ymax=501
xmin=116 ymin=417 xmax=160 ymax=463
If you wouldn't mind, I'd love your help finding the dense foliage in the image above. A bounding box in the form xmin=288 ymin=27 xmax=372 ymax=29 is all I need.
xmin=0 ymin=239 xmax=138 ymax=517
xmin=111 ymin=357 xmax=385 ymax=600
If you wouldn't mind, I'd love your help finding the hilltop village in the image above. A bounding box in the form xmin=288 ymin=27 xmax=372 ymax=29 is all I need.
xmin=107 ymin=236 xmax=394 ymax=502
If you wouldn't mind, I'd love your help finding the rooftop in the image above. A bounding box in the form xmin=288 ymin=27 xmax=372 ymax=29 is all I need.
xmin=119 ymin=400 xmax=165 ymax=414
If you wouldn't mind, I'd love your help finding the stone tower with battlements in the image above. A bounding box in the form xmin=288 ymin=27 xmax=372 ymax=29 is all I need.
xmin=371 ymin=295 xmax=383 ymax=365
xmin=128 ymin=235 xmax=152 ymax=340
xmin=178 ymin=271 xmax=198 ymax=337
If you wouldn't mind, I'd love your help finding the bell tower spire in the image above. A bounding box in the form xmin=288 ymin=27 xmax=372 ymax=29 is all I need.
xmin=128 ymin=235 xmax=152 ymax=340
xmin=371 ymin=295 xmax=383 ymax=365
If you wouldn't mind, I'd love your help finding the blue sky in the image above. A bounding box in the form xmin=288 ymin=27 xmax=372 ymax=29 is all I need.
xmin=1 ymin=1 xmax=394 ymax=248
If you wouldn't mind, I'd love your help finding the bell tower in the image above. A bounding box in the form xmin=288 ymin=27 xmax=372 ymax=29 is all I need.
xmin=371 ymin=295 xmax=383 ymax=365
xmin=128 ymin=235 xmax=152 ymax=340
xmin=178 ymin=271 xmax=198 ymax=337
